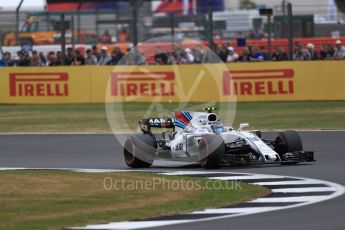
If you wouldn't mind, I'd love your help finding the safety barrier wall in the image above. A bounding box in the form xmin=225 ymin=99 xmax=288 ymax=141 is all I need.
xmin=1 ymin=61 xmax=345 ymax=104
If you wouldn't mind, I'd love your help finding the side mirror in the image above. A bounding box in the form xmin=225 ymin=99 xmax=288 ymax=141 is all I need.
xmin=238 ymin=123 xmax=249 ymax=132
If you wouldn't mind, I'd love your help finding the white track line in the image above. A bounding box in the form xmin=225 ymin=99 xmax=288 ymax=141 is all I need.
xmin=73 ymin=169 xmax=121 ymax=173
xmin=74 ymin=171 xmax=343 ymax=230
xmin=249 ymin=196 xmax=332 ymax=203
xmin=253 ymin=180 xmax=323 ymax=186
xmin=193 ymin=207 xmax=281 ymax=214
xmin=159 ymin=171 xmax=237 ymax=176
xmin=207 ymin=175 xmax=285 ymax=180
xmin=271 ymin=187 xmax=336 ymax=193
xmin=0 ymin=167 xmax=28 ymax=171
xmin=69 ymin=220 xmax=191 ymax=230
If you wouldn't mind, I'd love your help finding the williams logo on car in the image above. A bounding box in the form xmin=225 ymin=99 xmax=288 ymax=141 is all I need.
xmin=110 ymin=71 xmax=175 ymax=97
xmin=9 ymin=72 xmax=69 ymax=97
xmin=223 ymin=69 xmax=294 ymax=96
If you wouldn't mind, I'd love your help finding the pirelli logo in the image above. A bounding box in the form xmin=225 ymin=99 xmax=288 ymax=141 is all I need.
xmin=111 ymin=71 xmax=175 ymax=96
xmin=9 ymin=73 xmax=69 ymax=97
xmin=223 ymin=69 xmax=294 ymax=96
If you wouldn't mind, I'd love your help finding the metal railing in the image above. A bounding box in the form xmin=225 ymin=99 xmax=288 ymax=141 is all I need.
xmin=0 ymin=3 xmax=344 ymax=47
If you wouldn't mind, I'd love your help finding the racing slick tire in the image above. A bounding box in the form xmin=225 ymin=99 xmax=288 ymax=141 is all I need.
xmin=124 ymin=134 xmax=156 ymax=168
xmin=199 ymin=135 xmax=226 ymax=169
xmin=275 ymin=130 xmax=303 ymax=165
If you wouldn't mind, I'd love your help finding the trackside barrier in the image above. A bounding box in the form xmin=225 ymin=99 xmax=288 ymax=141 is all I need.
xmin=0 ymin=61 xmax=344 ymax=104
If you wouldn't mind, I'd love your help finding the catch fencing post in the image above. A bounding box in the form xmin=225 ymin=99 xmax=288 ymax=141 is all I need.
xmin=287 ymin=2 xmax=293 ymax=60
xmin=208 ymin=7 xmax=214 ymax=50
xmin=130 ymin=0 xmax=138 ymax=47
xmin=259 ymin=8 xmax=273 ymax=60
xmin=268 ymin=14 xmax=272 ymax=60
xmin=61 ymin=14 xmax=66 ymax=65
xmin=16 ymin=0 xmax=25 ymax=45
xmin=71 ymin=16 xmax=75 ymax=51
xmin=77 ymin=0 xmax=84 ymax=44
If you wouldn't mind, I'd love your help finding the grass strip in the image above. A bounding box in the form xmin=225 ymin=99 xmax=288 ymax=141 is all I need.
xmin=0 ymin=101 xmax=344 ymax=132
xmin=0 ymin=170 xmax=269 ymax=230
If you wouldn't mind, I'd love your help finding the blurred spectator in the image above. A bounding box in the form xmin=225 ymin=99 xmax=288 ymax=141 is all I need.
xmin=238 ymin=47 xmax=254 ymax=62
xmin=118 ymin=29 xmax=129 ymax=42
xmin=98 ymin=46 xmax=111 ymax=65
xmin=56 ymin=51 xmax=63 ymax=65
xmin=216 ymin=44 xmax=228 ymax=62
xmin=0 ymin=54 xmax=5 ymax=66
xmin=137 ymin=52 xmax=147 ymax=65
xmin=171 ymin=45 xmax=182 ymax=63
xmin=166 ymin=51 xmax=175 ymax=64
xmin=193 ymin=45 xmax=204 ymax=63
xmin=122 ymin=49 xmax=146 ymax=65
xmin=72 ymin=49 xmax=85 ymax=65
xmin=17 ymin=51 xmax=30 ymax=66
xmin=30 ymin=50 xmax=43 ymax=66
xmin=65 ymin=47 xmax=75 ymax=65
xmin=92 ymin=45 xmax=101 ymax=62
xmin=185 ymin=48 xmax=195 ymax=63
xmin=100 ymin=30 xmax=112 ymax=44
xmin=225 ymin=41 xmax=233 ymax=49
xmin=272 ymin=46 xmax=288 ymax=61
xmin=248 ymin=29 xmax=265 ymax=39
xmin=4 ymin=40 xmax=345 ymax=67
xmin=177 ymin=50 xmax=189 ymax=64
xmin=252 ymin=46 xmax=267 ymax=62
xmin=154 ymin=46 xmax=168 ymax=65
xmin=306 ymin=43 xmax=319 ymax=60
xmin=47 ymin=52 xmax=61 ymax=66
xmin=107 ymin=51 xmax=117 ymax=65
xmin=293 ymin=43 xmax=309 ymax=60
xmin=39 ymin=52 xmax=47 ymax=66
xmin=173 ymin=43 xmax=182 ymax=54
xmin=0 ymin=58 xmax=4 ymax=67
xmin=260 ymin=46 xmax=269 ymax=60
xmin=226 ymin=47 xmax=239 ymax=62
xmin=107 ymin=47 xmax=124 ymax=65
xmin=1 ymin=52 xmax=16 ymax=66
xmin=333 ymin=40 xmax=345 ymax=60
xmin=319 ymin=44 xmax=334 ymax=60
xmin=85 ymin=49 xmax=97 ymax=65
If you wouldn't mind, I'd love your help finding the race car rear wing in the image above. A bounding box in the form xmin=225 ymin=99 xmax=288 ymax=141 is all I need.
xmin=139 ymin=118 xmax=175 ymax=134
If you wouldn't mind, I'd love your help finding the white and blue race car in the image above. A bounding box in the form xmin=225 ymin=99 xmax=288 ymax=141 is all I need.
xmin=124 ymin=108 xmax=314 ymax=169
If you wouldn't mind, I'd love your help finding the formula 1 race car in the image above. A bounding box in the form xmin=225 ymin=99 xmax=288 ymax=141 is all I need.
xmin=123 ymin=108 xmax=314 ymax=169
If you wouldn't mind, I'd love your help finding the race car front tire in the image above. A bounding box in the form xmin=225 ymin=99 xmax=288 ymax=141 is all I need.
xmin=124 ymin=134 xmax=155 ymax=168
xmin=275 ymin=130 xmax=303 ymax=165
xmin=199 ymin=135 xmax=225 ymax=169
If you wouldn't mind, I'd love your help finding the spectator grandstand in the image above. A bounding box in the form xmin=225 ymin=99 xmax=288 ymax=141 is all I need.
xmin=1 ymin=0 xmax=345 ymax=66
xmin=1 ymin=37 xmax=345 ymax=66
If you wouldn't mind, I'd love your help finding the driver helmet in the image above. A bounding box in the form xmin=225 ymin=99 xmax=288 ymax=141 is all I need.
xmin=211 ymin=122 xmax=224 ymax=134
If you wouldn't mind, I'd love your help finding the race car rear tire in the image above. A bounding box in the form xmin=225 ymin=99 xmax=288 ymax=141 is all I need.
xmin=275 ymin=130 xmax=303 ymax=165
xmin=199 ymin=135 xmax=225 ymax=169
xmin=124 ymin=134 xmax=155 ymax=168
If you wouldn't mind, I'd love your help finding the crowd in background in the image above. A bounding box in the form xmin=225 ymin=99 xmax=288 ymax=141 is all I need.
xmin=1 ymin=40 xmax=344 ymax=67
xmin=0 ymin=44 xmax=148 ymax=67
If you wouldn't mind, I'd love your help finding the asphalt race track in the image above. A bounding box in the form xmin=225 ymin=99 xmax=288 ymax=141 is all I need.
xmin=0 ymin=131 xmax=345 ymax=230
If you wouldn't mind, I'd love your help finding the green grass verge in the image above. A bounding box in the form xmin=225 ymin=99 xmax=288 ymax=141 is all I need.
xmin=0 ymin=101 xmax=344 ymax=132
xmin=0 ymin=170 xmax=269 ymax=230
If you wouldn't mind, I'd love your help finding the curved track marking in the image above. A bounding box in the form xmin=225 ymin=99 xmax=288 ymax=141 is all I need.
xmin=0 ymin=168 xmax=343 ymax=230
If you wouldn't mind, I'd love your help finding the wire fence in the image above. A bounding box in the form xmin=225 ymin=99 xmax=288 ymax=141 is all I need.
xmin=0 ymin=3 xmax=344 ymax=48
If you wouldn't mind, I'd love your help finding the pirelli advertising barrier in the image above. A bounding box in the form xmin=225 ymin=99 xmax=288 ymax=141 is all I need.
xmin=0 ymin=61 xmax=344 ymax=103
